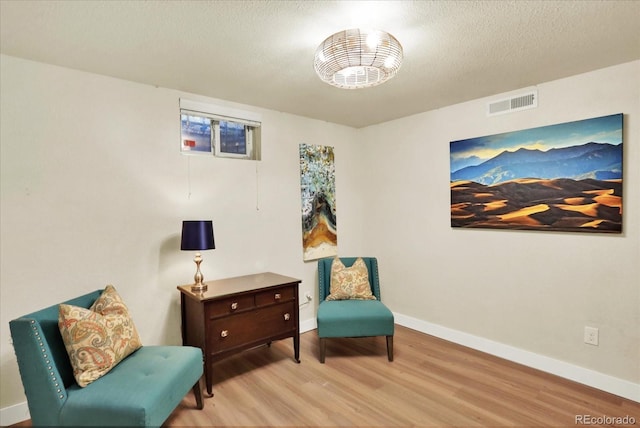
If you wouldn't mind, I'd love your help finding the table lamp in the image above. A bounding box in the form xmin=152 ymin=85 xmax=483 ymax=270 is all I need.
xmin=181 ymin=220 xmax=215 ymax=292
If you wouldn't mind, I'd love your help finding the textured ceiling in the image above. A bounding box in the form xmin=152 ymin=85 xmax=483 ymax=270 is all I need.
xmin=1 ymin=1 xmax=639 ymax=128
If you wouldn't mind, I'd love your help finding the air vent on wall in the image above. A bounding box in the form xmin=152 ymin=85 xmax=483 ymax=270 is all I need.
xmin=487 ymin=90 xmax=537 ymax=116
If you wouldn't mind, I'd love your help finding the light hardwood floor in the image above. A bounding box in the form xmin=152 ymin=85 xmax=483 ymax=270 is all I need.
xmin=13 ymin=326 xmax=640 ymax=427
xmin=168 ymin=326 xmax=639 ymax=427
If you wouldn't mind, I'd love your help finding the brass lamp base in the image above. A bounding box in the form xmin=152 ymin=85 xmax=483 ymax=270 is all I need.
xmin=191 ymin=282 xmax=208 ymax=293
xmin=190 ymin=252 xmax=208 ymax=293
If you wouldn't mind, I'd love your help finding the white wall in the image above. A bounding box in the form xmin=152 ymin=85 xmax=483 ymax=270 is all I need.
xmin=0 ymin=55 xmax=365 ymax=416
xmin=357 ymin=61 xmax=640 ymax=386
xmin=1 ymin=55 xmax=639 ymax=423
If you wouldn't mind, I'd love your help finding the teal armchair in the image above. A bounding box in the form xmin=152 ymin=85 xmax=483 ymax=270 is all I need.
xmin=9 ymin=290 xmax=204 ymax=426
xmin=317 ymin=257 xmax=394 ymax=363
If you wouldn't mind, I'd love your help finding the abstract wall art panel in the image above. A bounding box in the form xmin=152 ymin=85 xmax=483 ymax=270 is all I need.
xmin=450 ymin=113 xmax=623 ymax=233
xmin=299 ymin=144 xmax=337 ymax=261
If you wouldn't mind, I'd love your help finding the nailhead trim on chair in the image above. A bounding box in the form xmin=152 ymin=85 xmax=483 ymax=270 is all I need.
xmin=370 ymin=259 xmax=380 ymax=298
xmin=31 ymin=320 xmax=65 ymax=400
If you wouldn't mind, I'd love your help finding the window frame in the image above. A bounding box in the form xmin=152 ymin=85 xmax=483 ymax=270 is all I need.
xmin=179 ymin=99 xmax=261 ymax=160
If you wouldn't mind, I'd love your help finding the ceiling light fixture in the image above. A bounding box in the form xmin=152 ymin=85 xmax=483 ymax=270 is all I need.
xmin=314 ymin=28 xmax=403 ymax=89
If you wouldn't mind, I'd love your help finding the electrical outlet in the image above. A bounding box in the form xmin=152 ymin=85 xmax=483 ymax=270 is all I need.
xmin=305 ymin=292 xmax=313 ymax=302
xmin=584 ymin=326 xmax=599 ymax=346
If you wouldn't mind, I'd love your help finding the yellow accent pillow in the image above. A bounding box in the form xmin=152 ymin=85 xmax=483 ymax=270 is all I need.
xmin=58 ymin=285 xmax=142 ymax=387
xmin=327 ymin=257 xmax=377 ymax=301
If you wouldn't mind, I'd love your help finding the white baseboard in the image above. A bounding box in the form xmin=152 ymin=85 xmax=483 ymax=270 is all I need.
xmin=0 ymin=401 xmax=29 ymax=427
xmin=3 ymin=314 xmax=636 ymax=425
xmin=394 ymin=312 xmax=640 ymax=403
xmin=300 ymin=317 xmax=317 ymax=333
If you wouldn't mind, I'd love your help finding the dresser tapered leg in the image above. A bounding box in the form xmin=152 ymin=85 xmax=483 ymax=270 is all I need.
xmin=205 ymin=361 xmax=213 ymax=397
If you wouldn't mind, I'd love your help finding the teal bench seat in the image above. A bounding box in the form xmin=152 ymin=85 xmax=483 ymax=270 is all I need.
xmin=9 ymin=289 xmax=204 ymax=426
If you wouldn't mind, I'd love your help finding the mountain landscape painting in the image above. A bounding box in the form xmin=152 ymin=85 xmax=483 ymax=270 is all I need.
xmin=450 ymin=113 xmax=623 ymax=233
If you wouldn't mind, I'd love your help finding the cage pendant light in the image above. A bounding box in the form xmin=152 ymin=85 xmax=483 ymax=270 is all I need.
xmin=314 ymin=28 xmax=403 ymax=89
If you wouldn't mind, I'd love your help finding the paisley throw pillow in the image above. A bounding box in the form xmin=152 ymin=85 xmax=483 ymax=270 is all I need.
xmin=58 ymin=285 xmax=142 ymax=387
xmin=327 ymin=257 xmax=377 ymax=301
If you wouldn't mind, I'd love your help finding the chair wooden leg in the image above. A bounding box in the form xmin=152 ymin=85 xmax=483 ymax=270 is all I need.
xmin=193 ymin=378 xmax=204 ymax=409
xmin=386 ymin=335 xmax=394 ymax=362
xmin=319 ymin=337 xmax=326 ymax=363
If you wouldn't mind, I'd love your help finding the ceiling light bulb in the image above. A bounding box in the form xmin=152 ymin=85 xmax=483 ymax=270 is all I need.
xmin=384 ymin=55 xmax=397 ymax=68
xmin=366 ymin=32 xmax=380 ymax=50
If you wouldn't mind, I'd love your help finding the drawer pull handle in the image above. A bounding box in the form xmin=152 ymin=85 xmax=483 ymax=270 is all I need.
xmin=274 ymin=293 xmax=281 ymax=300
xmin=230 ymin=302 xmax=238 ymax=310
xmin=220 ymin=330 xmax=229 ymax=338
xmin=283 ymin=313 xmax=290 ymax=321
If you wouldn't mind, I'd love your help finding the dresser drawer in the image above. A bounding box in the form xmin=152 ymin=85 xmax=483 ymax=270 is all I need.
xmin=255 ymin=286 xmax=295 ymax=306
xmin=208 ymin=302 xmax=296 ymax=353
xmin=206 ymin=294 xmax=255 ymax=318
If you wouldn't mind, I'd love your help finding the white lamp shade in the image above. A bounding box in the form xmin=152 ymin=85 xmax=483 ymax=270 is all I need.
xmin=314 ymin=29 xmax=403 ymax=89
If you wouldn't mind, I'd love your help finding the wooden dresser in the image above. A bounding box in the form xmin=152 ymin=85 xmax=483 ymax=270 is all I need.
xmin=178 ymin=272 xmax=301 ymax=396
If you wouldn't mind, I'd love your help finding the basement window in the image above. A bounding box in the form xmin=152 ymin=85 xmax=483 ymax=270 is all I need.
xmin=180 ymin=99 xmax=261 ymax=160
